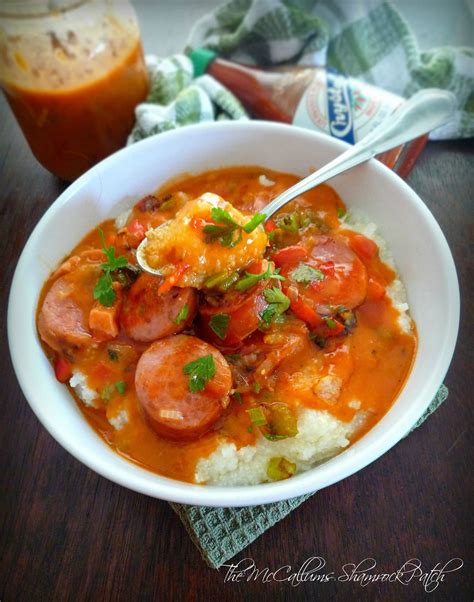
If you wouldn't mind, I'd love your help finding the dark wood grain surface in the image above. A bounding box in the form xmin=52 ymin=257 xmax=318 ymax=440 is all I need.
xmin=0 ymin=93 xmax=472 ymax=602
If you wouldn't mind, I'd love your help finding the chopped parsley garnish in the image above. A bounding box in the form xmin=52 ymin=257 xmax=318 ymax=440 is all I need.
xmin=115 ymin=381 xmax=127 ymax=395
xmin=247 ymin=426 xmax=253 ymax=434
xmin=93 ymin=229 xmax=128 ymax=307
xmin=203 ymin=207 xmax=243 ymax=248
xmin=290 ymin=262 xmax=325 ymax=286
xmin=209 ymin=313 xmax=230 ymax=340
xmin=203 ymin=207 xmax=265 ymax=247
xmin=183 ymin=355 xmax=216 ymax=393
xmin=253 ymin=382 xmax=262 ymax=394
xmin=337 ymin=206 xmax=346 ymax=218
xmin=260 ymin=287 xmax=290 ymax=325
xmin=174 ymin=304 xmax=189 ymax=325
xmin=235 ymin=265 xmax=285 ymax=292
xmin=232 ymin=391 xmax=243 ymax=404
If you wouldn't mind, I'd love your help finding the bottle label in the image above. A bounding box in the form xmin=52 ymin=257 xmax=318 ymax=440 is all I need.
xmin=293 ymin=68 xmax=403 ymax=143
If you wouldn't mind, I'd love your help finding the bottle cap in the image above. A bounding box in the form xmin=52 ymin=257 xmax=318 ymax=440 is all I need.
xmin=189 ymin=47 xmax=217 ymax=77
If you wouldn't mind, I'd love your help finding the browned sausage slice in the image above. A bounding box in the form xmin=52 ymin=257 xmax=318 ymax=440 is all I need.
xmin=38 ymin=276 xmax=92 ymax=353
xmin=135 ymin=335 xmax=232 ymax=440
xmin=120 ymin=273 xmax=197 ymax=342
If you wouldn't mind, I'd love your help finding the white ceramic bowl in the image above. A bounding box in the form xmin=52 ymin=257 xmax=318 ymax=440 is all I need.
xmin=8 ymin=121 xmax=459 ymax=507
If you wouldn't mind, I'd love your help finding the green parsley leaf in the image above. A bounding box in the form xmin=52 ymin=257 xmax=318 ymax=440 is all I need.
xmin=209 ymin=313 xmax=230 ymax=340
xmin=337 ymin=207 xmax=346 ymax=218
xmin=93 ymin=273 xmax=116 ymax=307
xmin=232 ymin=390 xmax=242 ymax=403
xmin=253 ymin=382 xmax=262 ymax=394
xmin=247 ymin=426 xmax=253 ymax=434
xmin=235 ymin=265 xmax=285 ymax=292
xmin=99 ymin=229 xmax=128 ymax=272
xmin=260 ymin=287 xmax=290 ymax=325
xmin=203 ymin=208 xmax=265 ymax=247
xmin=290 ymin=262 xmax=325 ymax=286
xmin=115 ymin=381 xmax=127 ymax=395
xmin=183 ymin=355 xmax=216 ymax=393
xmin=203 ymin=207 xmax=242 ymax=248
xmin=243 ymin=213 xmax=266 ymax=233
xmin=94 ymin=229 xmax=129 ymax=306
xmin=174 ymin=304 xmax=189 ymax=325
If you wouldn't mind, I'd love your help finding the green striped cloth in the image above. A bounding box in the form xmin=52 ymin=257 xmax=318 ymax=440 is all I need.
xmin=171 ymin=384 xmax=448 ymax=569
xmin=129 ymin=0 xmax=473 ymax=142
xmin=127 ymin=54 xmax=247 ymax=143
xmin=127 ymin=0 xmax=463 ymax=570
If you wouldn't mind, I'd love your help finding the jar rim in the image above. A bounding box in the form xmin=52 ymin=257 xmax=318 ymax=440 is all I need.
xmin=0 ymin=0 xmax=93 ymax=19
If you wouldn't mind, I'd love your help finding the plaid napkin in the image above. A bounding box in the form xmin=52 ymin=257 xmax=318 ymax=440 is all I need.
xmin=187 ymin=0 xmax=474 ymax=140
xmin=127 ymin=55 xmax=247 ymax=143
xmin=126 ymin=0 xmax=459 ymax=570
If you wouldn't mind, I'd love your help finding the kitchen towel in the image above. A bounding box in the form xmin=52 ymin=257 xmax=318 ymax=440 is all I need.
xmin=187 ymin=0 xmax=473 ymax=139
xmin=170 ymin=385 xmax=448 ymax=569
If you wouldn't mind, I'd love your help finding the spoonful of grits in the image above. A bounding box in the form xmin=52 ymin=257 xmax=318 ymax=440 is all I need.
xmin=137 ymin=88 xmax=455 ymax=285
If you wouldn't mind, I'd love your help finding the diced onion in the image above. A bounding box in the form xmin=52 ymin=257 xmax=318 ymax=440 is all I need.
xmin=259 ymin=174 xmax=275 ymax=187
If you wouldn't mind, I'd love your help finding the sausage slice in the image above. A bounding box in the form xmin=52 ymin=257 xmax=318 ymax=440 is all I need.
xmin=120 ymin=273 xmax=197 ymax=342
xmin=38 ymin=262 xmax=101 ymax=353
xmin=135 ymin=335 xmax=232 ymax=440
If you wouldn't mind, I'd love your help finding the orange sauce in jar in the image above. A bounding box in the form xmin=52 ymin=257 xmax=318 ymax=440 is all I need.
xmin=0 ymin=1 xmax=149 ymax=180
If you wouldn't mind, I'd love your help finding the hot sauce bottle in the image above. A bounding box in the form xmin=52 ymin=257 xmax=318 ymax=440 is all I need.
xmin=190 ymin=48 xmax=427 ymax=178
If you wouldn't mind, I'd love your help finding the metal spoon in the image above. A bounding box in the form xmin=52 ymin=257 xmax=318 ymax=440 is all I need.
xmin=137 ymin=88 xmax=456 ymax=274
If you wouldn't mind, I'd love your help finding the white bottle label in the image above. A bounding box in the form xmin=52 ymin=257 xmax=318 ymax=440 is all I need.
xmin=293 ymin=68 xmax=403 ymax=143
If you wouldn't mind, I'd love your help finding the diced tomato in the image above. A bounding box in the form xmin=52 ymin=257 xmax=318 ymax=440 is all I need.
xmin=272 ymin=245 xmax=308 ymax=267
xmin=54 ymin=357 xmax=72 ymax=383
xmin=92 ymin=361 xmax=114 ymax=381
xmin=312 ymin=318 xmax=345 ymax=339
xmin=158 ymin=264 xmax=190 ymax=295
xmin=264 ymin=219 xmax=277 ymax=232
xmin=128 ymin=219 xmax=146 ymax=236
xmin=367 ymin=278 xmax=386 ymax=301
xmin=318 ymin=261 xmax=335 ymax=277
xmin=286 ymin=288 xmax=321 ymax=329
xmin=190 ymin=216 xmax=206 ymax=231
xmin=350 ymin=234 xmax=379 ymax=261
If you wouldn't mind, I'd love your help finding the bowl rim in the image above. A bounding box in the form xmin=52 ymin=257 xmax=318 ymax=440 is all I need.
xmin=8 ymin=120 xmax=460 ymax=506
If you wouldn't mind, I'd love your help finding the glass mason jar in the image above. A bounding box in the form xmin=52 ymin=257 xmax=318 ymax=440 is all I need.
xmin=0 ymin=0 xmax=149 ymax=180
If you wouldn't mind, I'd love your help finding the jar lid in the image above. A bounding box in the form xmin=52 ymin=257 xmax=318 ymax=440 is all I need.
xmin=189 ymin=48 xmax=217 ymax=77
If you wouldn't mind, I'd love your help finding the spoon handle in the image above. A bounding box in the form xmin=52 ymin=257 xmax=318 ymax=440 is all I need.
xmin=263 ymin=88 xmax=456 ymax=221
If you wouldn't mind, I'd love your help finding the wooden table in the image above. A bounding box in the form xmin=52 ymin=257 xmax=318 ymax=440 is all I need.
xmin=1 ymin=71 xmax=473 ymax=602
